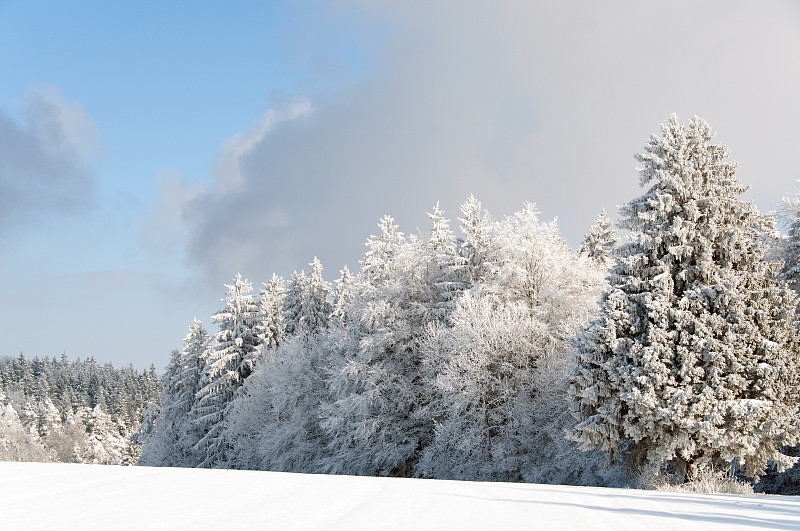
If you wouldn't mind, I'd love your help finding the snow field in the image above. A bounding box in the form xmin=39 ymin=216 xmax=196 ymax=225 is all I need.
xmin=2 ymin=462 xmax=799 ymax=530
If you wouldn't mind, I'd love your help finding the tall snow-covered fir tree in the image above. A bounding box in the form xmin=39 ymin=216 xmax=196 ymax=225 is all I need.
xmin=281 ymin=259 xmax=332 ymax=338
xmin=195 ymin=273 xmax=261 ymax=468
xmin=579 ymin=209 xmax=617 ymax=265
xmin=177 ymin=318 xmax=209 ymax=417
xmin=458 ymin=194 xmax=493 ymax=286
xmin=282 ymin=270 xmax=308 ymax=337
xmin=570 ymin=115 xmax=800 ymax=480
xmin=331 ymin=265 xmax=356 ymax=326
xmin=360 ymin=215 xmax=404 ymax=285
xmin=136 ymin=348 xmax=183 ymax=466
xmin=778 ymin=185 xmax=800 ymax=292
xmin=173 ymin=318 xmax=209 ymax=465
xmin=258 ymin=274 xmax=285 ymax=349
xmin=425 ymin=203 xmax=463 ymax=317
xmin=303 ymin=257 xmax=333 ymax=334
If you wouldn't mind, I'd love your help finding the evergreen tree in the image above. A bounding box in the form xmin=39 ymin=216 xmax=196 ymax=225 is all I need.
xmin=579 ymin=209 xmax=617 ymax=265
xmin=195 ymin=274 xmax=261 ymax=467
xmin=163 ymin=349 xmax=184 ymax=403
xmin=425 ymin=202 xmax=462 ymax=317
xmin=570 ymin=115 xmax=800 ymax=480
xmin=282 ymin=270 xmax=307 ymax=337
xmin=137 ymin=349 xmax=184 ymax=466
xmin=258 ymin=275 xmax=285 ymax=349
xmin=778 ymin=185 xmax=800 ymax=292
xmin=303 ymin=257 xmax=333 ymax=334
xmin=360 ymin=215 xmax=404 ymax=285
xmin=80 ymin=404 xmax=126 ymax=465
xmin=177 ymin=319 xmax=209 ymax=417
xmin=331 ymin=266 xmax=356 ymax=326
xmin=282 ymin=259 xmax=332 ymax=338
xmin=458 ymin=194 xmax=493 ymax=285
xmin=34 ymin=398 xmax=62 ymax=439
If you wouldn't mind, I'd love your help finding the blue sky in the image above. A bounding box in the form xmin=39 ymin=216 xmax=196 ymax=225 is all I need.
xmin=2 ymin=1 xmax=800 ymax=369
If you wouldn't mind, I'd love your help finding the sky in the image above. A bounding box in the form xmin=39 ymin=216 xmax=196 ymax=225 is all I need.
xmin=2 ymin=1 xmax=800 ymax=370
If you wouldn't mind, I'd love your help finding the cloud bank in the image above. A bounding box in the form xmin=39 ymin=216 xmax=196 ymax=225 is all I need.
xmin=172 ymin=1 xmax=800 ymax=286
xmin=0 ymin=87 xmax=98 ymax=232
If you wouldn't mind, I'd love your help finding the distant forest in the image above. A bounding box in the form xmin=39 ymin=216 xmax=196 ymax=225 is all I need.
xmin=0 ymin=353 xmax=160 ymax=464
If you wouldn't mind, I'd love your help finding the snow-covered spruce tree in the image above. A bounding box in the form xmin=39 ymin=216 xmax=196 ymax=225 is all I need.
xmin=418 ymin=204 xmax=608 ymax=482
xmin=137 ymin=349 xmax=183 ymax=466
xmin=580 ymin=209 xmax=617 ymax=265
xmin=176 ymin=319 xmax=209 ymax=420
xmin=258 ymin=274 xmax=285 ymax=349
xmin=756 ymin=182 xmax=800 ymax=493
xmin=331 ymin=266 xmax=356 ymax=326
xmin=281 ymin=258 xmax=332 ymax=338
xmin=194 ymin=274 xmax=261 ymax=468
xmin=425 ymin=203 xmax=463 ymax=318
xmin=778 ymin=185 xmax=800 ymax=292
xmin=165 ymin=319 xmax=209 ymax=466
xmin=303 ymin=257 xmax=333 ymax=334
xmin=282 ymin=270 xmax=306 ymax=337
xmin=360 ymin=215 xmax=404 ymax=284
xmin=458 ymin=194 xmax=494 ymax=286
xmin=222 ymin=276 xmax=285 ymax=466
xmin=26 ymin=396 xmax=62 ymax=441
xmin=570 ymin=115 xmax=800 ymax=481
xmin=80 ymin=404 xmax=127 ymax=465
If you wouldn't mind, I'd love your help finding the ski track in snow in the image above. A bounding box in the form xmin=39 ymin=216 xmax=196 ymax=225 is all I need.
xmin=2 ymin=462 xmax=800 ymax=530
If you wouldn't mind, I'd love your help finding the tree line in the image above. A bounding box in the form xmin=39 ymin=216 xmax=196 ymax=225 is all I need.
xmin=137 ymin=115 xmax=800 ymax=492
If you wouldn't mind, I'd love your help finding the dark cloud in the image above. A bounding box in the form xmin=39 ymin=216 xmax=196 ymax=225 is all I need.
xmin=178 ymin=1 xmax=800 ymax=286
xmin=0 ymin=89 xmax=97 ymax=232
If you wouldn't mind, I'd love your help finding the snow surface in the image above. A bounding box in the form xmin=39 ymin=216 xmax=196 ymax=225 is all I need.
xmin=2 ymin=462 xmax=799 ymax=530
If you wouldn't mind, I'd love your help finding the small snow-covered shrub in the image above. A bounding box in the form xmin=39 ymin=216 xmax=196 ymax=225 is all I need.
xmin=642 ymin=465 xmax=754 ymax=495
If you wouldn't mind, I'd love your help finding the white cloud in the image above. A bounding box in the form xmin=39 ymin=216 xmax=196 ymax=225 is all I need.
xmin=213 ymin=99 xmax=313 ymax=193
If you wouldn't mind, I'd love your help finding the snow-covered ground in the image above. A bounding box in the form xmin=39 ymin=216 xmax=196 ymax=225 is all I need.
xmin=2 ymin=462 xmax=799 ymax=530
